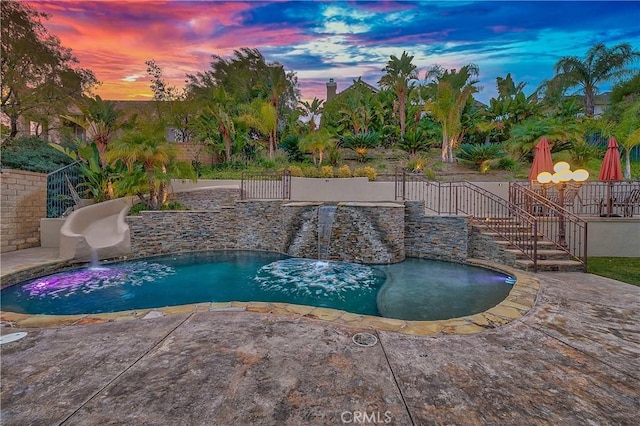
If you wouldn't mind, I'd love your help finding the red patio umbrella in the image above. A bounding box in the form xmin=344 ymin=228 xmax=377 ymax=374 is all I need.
xmin=598 ymin=136 xmax=623 ymax=216
xmin=528 ymin=137 xmax=554 ymax=182
xmin=598 ymin=137 xmax=623 ymax=181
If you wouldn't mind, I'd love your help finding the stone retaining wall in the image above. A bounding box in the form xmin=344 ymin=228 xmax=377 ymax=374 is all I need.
xmin=128 ymin=200 xmax=406 ymax=263
xmin=170 ymin=186 xmax=241 ymax=210
xmin=1 ymin=169 xmax=47 ymax=252
xmin=404 ymin=201 xmax=470 ymax=262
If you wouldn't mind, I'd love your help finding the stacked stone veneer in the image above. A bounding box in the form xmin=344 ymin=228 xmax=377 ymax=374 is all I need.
xmin=1 ymin=169 xmax=47 ymax=252
xmin=468 ymin=227 xmax=517 ymax=266
xmin=170 ymin=186 xmax=240 ymax=210
xmin=404 ymin=201 xmax=470 ymax=262
xmin=129 ymin=191 xmax=478 ymax=264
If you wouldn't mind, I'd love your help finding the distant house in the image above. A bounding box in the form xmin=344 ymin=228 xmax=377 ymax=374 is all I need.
xmin=325 ymin=78 xmax=379 ymax=102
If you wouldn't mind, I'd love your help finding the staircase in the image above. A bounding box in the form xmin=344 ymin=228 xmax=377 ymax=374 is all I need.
xmin=473 ymin=217 xmax=585 ymax=272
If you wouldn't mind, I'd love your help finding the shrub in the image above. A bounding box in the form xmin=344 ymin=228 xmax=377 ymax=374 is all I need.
xmin=342 ymin=131 xmax=380 ymax=162
xmin=279 ymin=135 xmax=304 ymax=162
xmin=407 ymin=155 xmax=429 ymax=173
xmin=353 ymin=166 xmax=377 ymax=181
xmin=496 ymin=157 xmax=521 ymax=171
xmin=319 ymin=165 xmax=334 ymax=178
xmin=303 ymin=166 xmax=318 ymax=178
xmin=336 ymin=164 xmax=352 ymax=178
xmin=287 ymin=165 xmax=304 ymax=177
xmin=0 ymin=136 xmax=75 ymax=173
xmin=128 ymin=200 xmax=187 ymax=215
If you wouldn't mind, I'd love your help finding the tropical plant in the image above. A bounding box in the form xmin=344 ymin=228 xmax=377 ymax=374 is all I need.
xmin=614 ymin=99 xmax=640 ymax=179
xmin=342 ymin=131 xmax=380 ymax=162
xmin=298 ymin=128 xmax=335 ymax=167
xmin=61 ymin=95 xmax=132 ymax=167
xmin=423 ymin=64 xmax=480 ymax=163
xmin=551 ymin=43 xmax=640 ymax=116
xmin=456 ymin=143 xmax=506 ymax=173
xmin=378 ymin=51 xmax=418 ymax=136
xmin=506 ymin=117 xmax=581 ymax=161
xmin=279 ymin=135 xmax=304 ymax=162
xmin=299 ymin=97 xmax=324 ymax=132
xmin=398 ymin=129 xmax=433 ymax=158
xmin=107 ymin=120 xmax=195 ymax=209
xmin=191 ymin=91 xmax=236 ymax=162
xmin=238 ymin=99 xmax=278 ymax=159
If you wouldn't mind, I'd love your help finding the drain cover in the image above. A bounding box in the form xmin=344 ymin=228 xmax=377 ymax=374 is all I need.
xmin=352 ymin=332 xmax=378 ymax=347
xmin=0 ymin=332 xmax=27 ymax=345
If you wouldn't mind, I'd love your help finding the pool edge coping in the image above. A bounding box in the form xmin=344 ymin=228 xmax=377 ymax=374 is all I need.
xmin=0 ymin=258 xmax=539 ymax=336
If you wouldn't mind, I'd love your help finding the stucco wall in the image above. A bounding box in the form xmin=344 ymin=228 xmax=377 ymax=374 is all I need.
xmin=1 ymin=169 xmax=47 ymax=252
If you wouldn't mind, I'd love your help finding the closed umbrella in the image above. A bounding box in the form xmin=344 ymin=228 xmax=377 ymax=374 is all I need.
xmin=598 ymin=137 xmax=623 ymax=216
xmin=528 ymin=137 xmax=554 ymax=182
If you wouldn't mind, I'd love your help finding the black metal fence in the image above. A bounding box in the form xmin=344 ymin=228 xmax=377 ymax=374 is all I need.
xmin=47 ymin=161 xmax=83 ymax=218
xmin=240 ymin=170 xmax=291 ymax=200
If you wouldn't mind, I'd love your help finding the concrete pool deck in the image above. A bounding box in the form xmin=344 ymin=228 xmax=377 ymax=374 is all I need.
xmin=1 ymin=249 xmax=639 ymax=424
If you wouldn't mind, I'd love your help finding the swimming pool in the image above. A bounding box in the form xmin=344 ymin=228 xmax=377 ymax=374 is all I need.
xmin=0 ymin=251 xmax=514 ymax=321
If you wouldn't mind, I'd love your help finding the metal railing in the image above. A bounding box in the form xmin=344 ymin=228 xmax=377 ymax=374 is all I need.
xmin=395 ymin=169 xmax=541 ymax=270
xmin=46 ymin=161 xmax=83 ymax=218
xmin=521 ymin=180 xmax=640 ymax=217
xmin=240 ymin=170 xmax=291 ymax=200
xmin=510 ymin=183 xmax=588 ymax=270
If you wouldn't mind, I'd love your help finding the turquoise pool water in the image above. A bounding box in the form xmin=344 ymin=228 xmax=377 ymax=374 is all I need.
xmin=0 ymin=251 xmax=513 ymax=320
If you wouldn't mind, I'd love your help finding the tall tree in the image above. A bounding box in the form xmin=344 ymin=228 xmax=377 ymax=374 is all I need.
xmin=423 ymin=64 xmax=480 ymax=162
xmin=1 ymin=1 xmax=97 ymax=138
xmin=614 ymin=99 xmax=640 ymax=179
xmin=191 ymin=87 xmax=236 ymax=163
xmin=299 ymin=98 xmax=324 ymax=132
xmin=238 ymin=99 xmax=278 ymax=158
xmin=378 ymin=51 xmax=418 ymax=136
xmin=552 ymin=43 xmax=639 ymax=116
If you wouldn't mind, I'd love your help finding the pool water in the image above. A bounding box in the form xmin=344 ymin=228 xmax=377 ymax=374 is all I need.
xmin=0 ymin=251 xmax=513 ymax=320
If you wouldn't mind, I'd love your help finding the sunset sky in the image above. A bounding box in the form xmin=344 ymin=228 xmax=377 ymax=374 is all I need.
xmin=27 ymin=1 xmax=640 ymax=103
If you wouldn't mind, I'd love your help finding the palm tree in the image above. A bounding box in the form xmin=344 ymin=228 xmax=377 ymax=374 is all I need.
xmin=191 ymin=87 xmax=236 ymax=163
xmin=299 ymin=97 xmax=324 ymax=132
xmin=299 ymin=128 xmax=335 ymax=167
xmin=552 ymin=43 xmax=639 ymax=117
xmin=238 ymin=99 xmax=278 ymax=158
xmin=424 ymin=64 xmax=480 ymax=162
xmin=614 ymin=99 xmax=640 ymax=179
xmin=62 ymin=95 xmax=131 ymax=167
xmin=107 ymin=120 xmax=194 ymax=209
xmin=378 ymin=51 xmax=418 ymax=136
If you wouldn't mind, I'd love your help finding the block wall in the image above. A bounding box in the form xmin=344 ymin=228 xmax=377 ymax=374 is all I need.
xmin=1 ymin=169 xmax=47 ymax=252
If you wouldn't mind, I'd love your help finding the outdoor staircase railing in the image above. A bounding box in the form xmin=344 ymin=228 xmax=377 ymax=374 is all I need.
xmin=395 ymin=169 xmax=541 ymax=270
xmin=241 ymin=169 xmax=291 ymax=200
xmin=510 ymin=183 xmax=587 ymax=271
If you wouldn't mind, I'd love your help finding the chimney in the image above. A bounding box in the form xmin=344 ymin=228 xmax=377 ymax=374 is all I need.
xmin=326 ymin=78 xmax=337 ymax=102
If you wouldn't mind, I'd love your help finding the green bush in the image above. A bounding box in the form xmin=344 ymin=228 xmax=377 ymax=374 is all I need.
xmin=496 ymin=157 xmax=521 ymax=171
xmin=407 ymin=155 xmax=429 ymax=173
xmin=303 ymin=166 xmax=318 ymax=178
xmin=279 ymin=135 xmax=304 ymax=162
xmin=0 ymin=136 xmax=75 ymax=173
xmin=336 ymin=164 xmax=352 ymax=178
xmin=353 ymin=166 xmax=377 ymax=181
xmin=287 ymin=165 xmax=304 ymax=177
xmin=319 ymin=165 xmax=334 ymax=178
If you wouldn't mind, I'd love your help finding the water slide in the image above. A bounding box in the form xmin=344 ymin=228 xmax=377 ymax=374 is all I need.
xmin=59 ymin=197 xmax=135 ymax=262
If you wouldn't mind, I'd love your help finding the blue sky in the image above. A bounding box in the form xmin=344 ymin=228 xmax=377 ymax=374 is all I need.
xmin=30 ymin=0 xmax=640 ymax=102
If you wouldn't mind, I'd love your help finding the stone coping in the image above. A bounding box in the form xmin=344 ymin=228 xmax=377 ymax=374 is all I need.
xmin=0 ymin=257 xmax=538 ymax=336
xmin=338 ymin=202 xmax=404 ymax=208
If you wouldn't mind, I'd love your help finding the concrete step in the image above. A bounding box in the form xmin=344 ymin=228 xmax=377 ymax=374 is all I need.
xmin=494 ymin=240 xmax=557 ymax=249
xmin=481 ymin=231 xmax=545 ymax=240
xmin=514 ymin=259 xmax=585 ymax=272
xmin=505 ymin=248 xmax=572 ymax=261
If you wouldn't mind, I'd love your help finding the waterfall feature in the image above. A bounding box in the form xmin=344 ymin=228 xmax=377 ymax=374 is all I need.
xmin=317 ymin=205 xmax=337 ymax=260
